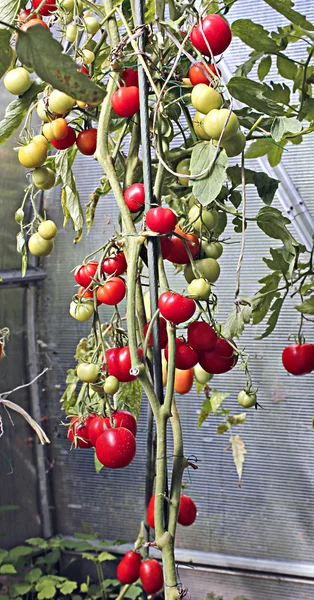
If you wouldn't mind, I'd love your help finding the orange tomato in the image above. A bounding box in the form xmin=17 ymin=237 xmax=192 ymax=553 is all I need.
xmin=174 ymin=368 xmax=194 ymax=395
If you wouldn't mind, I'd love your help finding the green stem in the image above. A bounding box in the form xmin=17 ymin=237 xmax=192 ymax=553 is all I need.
xmin=298 ymin=46 xmax=314 ymax=119
xmin=124 ymin=114 xmax=141 ymax=188
xmin=116 ymin=584 xmax=130 ymax=600
xmin=163 ymin=324 xmax=176 ymax=417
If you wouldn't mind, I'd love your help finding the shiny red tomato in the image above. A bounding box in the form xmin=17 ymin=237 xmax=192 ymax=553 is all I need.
xmin=68 ymin=416 xmax=94 ymax=448
xmin=20 ymin=18 xmax=48 ymax=30
xmin=117 ymin=551 xmax=142 ymax=584
xmin=120 ymin=68 xmax=139 ymax=87
xmin=282 ymin=343 xmax=314 ymax=376
xmin=166 ymin=226 xmax=200 ymax=264
xmin=77 ymin=286 xmax=100 ymax=304
xmin=104 ymin=410 xmax=137 ymax=437
xmin=160 ymin=236 xmax=173 ymax=259
xmin=189 ymin=62 xmax=221 ymax=86
xmin=178 ymin=495 xmax=197 ymax=526
xmin=76 ymin=128 xmax=97 ymax=155
xmin=165 ymin=338 xmax=198 ymax=370
xmin=199 ymin=337 xmax=237 ymax=374
xmin=158 ymin=291 xmax=196 ymax=325
xmin=95 ymin=427 xmax=136 ymax=468
xmin=124 ymin=183 xmax=145 ymax=213
xmin=146 ymin=206 xmax=177 ymax=234
xmin=79 ymin=65 xmax=89 ymax=75
xmin=87 ymin=415 xmax=106 ymax=447
xmin=102 ymin=252 xmax=127 ymax=276
xmin=74 ymin=261 xmax=99 ymax=287
xmin=143 ymin=317 xmax=168 ymax=349
xmin=111 ymin=86 xmax=140 ymax=118
xmin=51 ymin=126 xmax=77 ymax=149
xmin=96 ymin=277 xmax=126 ymax=305
xmin=190 ymin=14 xmax=232 ymax=56
xmin=105 ymin=347 xmax=143 ymax=382
xmin=139 ymin=559 xmax=163 ymax=594
xmin=146 ymin=494 xmax=155 ymax=528
xmin=32 ymin=0 xmax=57 ymax=15
xmin=188 ymin=321 xmax=217 ymax=351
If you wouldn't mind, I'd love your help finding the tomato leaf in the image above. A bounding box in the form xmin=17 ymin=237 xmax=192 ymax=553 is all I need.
xmin=271 ymin=116 xmax=302 ymax=142
xmin=227 ymin=165 xmax=279 ymax=205
xmin=263 ymin=0 xmax=314 ymax=31
xmin=228 ymin=78 xmax=287 ymax=116
xmin=224 ymin=299 xmax=252 ymax=339
xmin=231 ymin=19 xmax=278 ymax=53
xmin=256 ymin=206 xmax=298 ymax=251
xmin=230 ymin=434 xmax=246 ymax=483
xmin=277 ymin=55 xmax=298 ymax=81
xmin=55 ymin=148 xmax=84 ymax=240
xmin=258 ymin=55 xmax=272 ymax=81
xmin=16 ymin=26 xmax=105 ymax=104
xmin=94 ymin=452 xmax=104 ymax=473
xmin=227 ymin=413 xmax=247 ymax=426
xmin=234 ymin=51 xmax=264 ymax=78
xmin=0 ymin=0 xmax=20 ymax=28
xmin=257 ymin=296 xmax=284 ymax=339
xmin=114 ymin=379 xmax=142 ymax=419
xmin=191 ymin=141 xmax=228 ymax=207
xmin=252 ymin=271 xmax=282 ymax=325
xmin=0 ymin=80 xmax=45 ymax=146
xmin=0 ymin=30 xmax=12 ymax=78
xmin=245 ymin=138 xmax=274 ymax=159
xmin=295 ymin=296 xmax=314 ymax=315
xmin=198 ymin=391 xmax=229 ymax=427
xmin=198 ymin=398 xmax=212 ymax=427
xmin=217 ymin=423 xmax=229 ymax=434
xmin=195 ymin=380 xmax=206 ymax=394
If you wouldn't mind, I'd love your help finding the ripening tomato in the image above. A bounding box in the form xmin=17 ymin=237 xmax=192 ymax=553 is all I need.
xmin=194 ymin=364 xmax=212 ymax=384
xmin=139 ymin=560 xmax=163 ymax=594
xmin=124 ymin=183 xmax=145 ymax=212
xmin=104 ymin=410 xmax=137 ymax=437
xmin=51 ymin=126 xmax=77 ymax=149
xmin=69 ymin=300 xmax=94 ymax=322
xmin=77 ymin=286 xmax=96 ymax=302
xmin=189 ymin=62 xmax=221 ymax=86
xmin=199 ymin=337 xmax=237 ymax=374
xmin=187 ymin=278 xmax=211 ymax=301
xmin=117 ymin=551 xmax=142 ymax=585
xmin=158 ymin=291 xmax=196 ymax=325
xmin=188 ymin=321 xmax=217 ymax=351
xmin=120 ymin=68 xmax=139 ymax=87
xmin=166 ymin=226 xmax=200 ymax=265
xmin=42 ymin=118 xmax=68 ymax=141
xmin=102 ymin=252 xmax=127 ymax=276
xmin=18 ymin=9 xmax=40 ymax=21
xmin=96 ymin=277 xmax=126 ymax=305
xmin=76 ymin=128 xmax=97 ymax=155
xmin=111 ymin=86 xmax=140 ymax=118
xmin=191 ymin=83 xmax=222 ymax=114
xmin=20 ymin=18 xmax=48 ymax=31
xmin=282 ymin=343 xmax=314 ymax=376
xmin=105 ymin=347 xmax=143 ymax=382
xmin=18 ymin=140 xmax=47 ymax=168
xmin=178 ymin=495 xmax=197 ymax=526
xmin=204 ymin=108 xmax=239 ymax=141
xmin=190 ymin=14 xmax=232 ymax=57
xmin=32 ymin=0 xmax=57 ymax=15
xmin=174 ymin=368 xmax=194 ymax=394
xmin=96 ymin=427 xmax=136 ymax=468
xmin=165 ymin=338 xmax=198 ymax=370
xmin=146 ymin=207 xmax=177 ymax=234
xmin=74 ymin=261 xmax=98 ymax=287
xmin=143 ymin=317 xmax=168 ymax=349
xmin=4 ymin=67 xmax=32 ymax=96
xmin=68 ymin=416 xmax=93 ymax=448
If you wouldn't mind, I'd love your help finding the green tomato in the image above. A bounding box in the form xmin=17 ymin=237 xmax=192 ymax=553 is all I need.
xmin=77 ymin=363 xmax=100 ymax=383
xmin=28 ymin=233 xmax=54 ymax=257
xmin=202 ymin=241 xmax=223 ymax=259
xmin=66 ymin=24 xmax=77 ymax=42
xmin=32 ymin=167 xmax=56 ymax=190
xmin=221 ymin=130 xmax=246 ymax=157
xmin=4 ymin=67 xmax=32 ymax=96
xmin=188 ymin=205 xmax=218 ymax=232
xmin=238 ymin=390 xmax=256 ymax=408
xmin=82 ymin=49 xmax=95 ymax=64
xmin=187 ymin=278 xmax=211 ymax=300
xmin=18 ymin=141 xmax=48 ymax=169
xmin=84 ymin=16 xmax=100 ymax=34
xmin=90 ymin=383 xmax=105 ymax=394
xmin=193 ymin=111 xmax=211 ymax=140
xmin=103 ymin=376 xmax=120 ymax=395
xmin=48 ymin=90 xmax=75 ymax=114
xmin=191 ymin=83 xmax=222 ymax=114
xmin=64 ymin=11 xmax=74 ymax=23
xmin=38 ymin=220 xmax=58 ymax=240
xmin=58 ymin=0 xmax=74 ymax=11
xmin=204 ymin=108 xmax=239 ymax=141
xmin=69 ymin=300 xmax=94 ymax=322
xmin=194 ymin=364 xmax=213 ymax=384
xmin=177 ymin=158 xmax=190 ymax=187
xmin=37 ymin=99 xmax=50 ymax=123
xmin=184 ymin=257 xmax=220 ymax=284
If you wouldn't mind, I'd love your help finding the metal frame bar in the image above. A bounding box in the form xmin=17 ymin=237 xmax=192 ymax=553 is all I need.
xmin=0 ymin=268 xmax=46 ymax=288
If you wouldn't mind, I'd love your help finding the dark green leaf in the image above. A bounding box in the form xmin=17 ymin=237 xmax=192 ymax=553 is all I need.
xmin=229 ymin=190 xmax=242 ymax=209
xmin=16 ymin=27 xmax=105 ymax=104
xmin=234 ymin=51 xmax=264 ymax=77
xmin=300 ymin=97 xmax=314 ymax=121
xmin=94 ymin=452 xmax=104 ymax=473
xmin=227 ymin=165 xmax=279 ymax=205
xmin=277 ymin=55 xmax=298 ymax=80
xmin=263 ymin=247 xmax=294 ymax=275
xmin=125 ymin=585 xmax=143 ymax=599
xmin=257 ymin=297 xmax=284 ymax=339
xmin=228 ymin=78 xmax=287 ymax=116
xmin=198 ymin=398 xmax=212 ymax=427
xmin=0 ymin=80 xmax=45 ymax=145
xmin=256 ymin=206 xmax=298 ymax=250
xmin=295 ymin=296 xmax=314 ymax=315
xmin=0 ymin=30 xmax=12 ymax=78
xmin=8 ymin=546 xmax=33 ymax=561
xmin=252 ymin=271 xmax=282 ymax=325
xmin=0 ymin=549 xmax=9 ymax=564
xmin=26 ymin=568 xmax=43 ymax=583
xmin=55 ymin=149 xmax=83 ymax=238
xmin=11 ymin=583 xmax=32 ymax=597
xmin=263 ymin=0 xmax=314 ymax=31
xmin=258 ymin=55 xmax=272 ymax=81
xmin=114 ymin=379 xmax=142 ymax=419
xmin=0 ymin=0 xmax=20 ymax=28
xmin=245 ymin=138 xmax=274 ymax=159
xmin=264 ymin=82 xmax=290 ymax=105
xmin=191 ymin=141 xmax=228 ymax=206
xmin=232 ymin=20 xmax=278 ymax=52
xmin=217 ymin=423 xmax=229 ymax=434
xmin=267 ymin=142 xmax=285 ymax=167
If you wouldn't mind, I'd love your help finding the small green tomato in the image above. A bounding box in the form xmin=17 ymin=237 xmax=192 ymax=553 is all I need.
xmin=28 ymin=233 xmax=54 ymax=257
xmin=202 ymin=241 xmax=223 ymax=259
xmin=103 ymin=376 xmax=120 ymax=395
xmin=38 ymin=220 xmax=58 ymax=240
xmin=69 ymin=301 xmax=94 ymax=322
xmin=194 ymin=364 xmax=213 ymax=384
xmin=188 ymin=205 xmax=219 ymax=232
xmin=4 ymin=67 xmax=32 ymax=96
xmin=238 ymin=390 xmax=256 ymax=408
xmin=32 ymin=167 xmax=56 ymax=190
xmin=187 ymin=278 xmax=211 ymax=301
xmin=82 ymin=49 xmax=95 ymax=64
xmin=77 ymin=363 xmax=100 ymax=383
xmin=66 ymin=24 xmax=78 ymax=43
xmin=84 ymin=16 xmax=100 ymax=35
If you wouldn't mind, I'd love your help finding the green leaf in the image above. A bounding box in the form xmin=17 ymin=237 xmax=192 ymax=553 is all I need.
xmin=234 ymin=51 xmax=264 ymax=77
xmin=229 ymin=190 xmax=242 ymax=209
xmin=60 ymin=581 xmax=77 ymax=595
xmin=224 ymin=299 xmax=252 ymax=339
xmin=264 ymin=82 xmax=290 ymax=105
xmin=295 ymin=296 xmax=314 ymax=315
xmin=230 ymin=434 xmax=246 ymax=483
xmin=245 ymin=138 xmax=274 ymax=159
xmin=195 ymin=380 xmax=206 ymax=394
xmin=26 ymin=538 xmax=49 ymax=549
xmin=8 ymin=546 xmax=33 ymax=561
xmin=0 ymin=30 xmax=12 ymax=78
xmin=198 ymin=398 xmax=212 ymax=427
xmin=94 ymin=451 xmax=104 ymax=473
xmin=227 ymin=413 xmax=247 ymax=425
xmin=11 ymin=584 xmax=32 ymax=597
xmin=0 ymin=563 xmax=17 ymax=574
xmin=227 ymin=165 xmax=279 ymax=205
xmin=26 ymin=568 xmax=43 ymax=583
xmin=0 ymin=549 xmax=9 ymax=564
xmin=258 ymin=55 xmax=272 ymax=81
xmin=191 ymin=141 xmax=228 ymax=206
xmin=114 ymin=379 xmax=142 ymax=419
xmin=80 ymin=583 xmax=88 ymax=593
xmin=55 ymin=149 xmax=83 ymax=238
xmin=0 ymin=504 xmax=19 ymax=512
xmin=35 ymin=581 xmax=56 ymax=600
xmin=228 ymin=78 xmax=287 ymax=116
xmin=263 ymin=247 xmax=294 ymax=275
xmin=271 ymin=116 xmax=302 ymax=142
xmin=125 ymin=585 xmax=143 ymax=599
xmin=16 ymin=27 xmax=105 ymax=104
xmin=81 ymin=553 xmax=98 ymax=562
xmin=98 ymin=551 xmax=116 ymax=562
xmin=232 ymin=20 xmax=278 ymax=52
xmin=198 ymin=391 xmax=229 ymax=427
xmin=300 ymin=97 xmax=314 ymax=121
xmin=267 ymin=142 xmax=285 ymax=167
xmin=252 ymin=271 xmax=282 ymax=325
xmin=0 ymin=80 xmax=45 ymax=146
xmin=256 ymin=206 xmax=298 ymax=251
xmin=277 ymin=55 xmax=298 ymax=80
xmin=0 ymin=0 xmax=20 ymax=28
xmin=257 ymin=297 xmax=284 ymax=339
xmin=217 ymin=423 xmax=229 ymax=434
xmin=263 ymin=0 xmax=314 ymax=31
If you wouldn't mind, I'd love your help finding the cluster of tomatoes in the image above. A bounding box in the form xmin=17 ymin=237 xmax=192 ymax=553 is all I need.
xmin=117 ymin=552 xmax=163 ymax=594
xmin=28 ymin=219 xmax=58 ymax=257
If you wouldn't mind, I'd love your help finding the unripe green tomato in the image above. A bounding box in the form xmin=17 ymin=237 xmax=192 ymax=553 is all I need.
xmin=188 ymin=205 xmax=218 ymax=232
xmin=76 ymin=0 xmax=84 ymax=12
xmin=58 ymin=0 xmax=74 ymax=11
xmin=177 ymin=158 xmax=191 ymax=186
xmin=66 ymin=24 xmax=77 ymax=42
xmin=48 ymin=90 xmax=75 ymax=114
xmin=69 ymin=300 xmax=94 ymax=322
xmin=15 ymin=208 xmax=24 ymax=224
xmin=184 ymin=257 xmax=220 ymax=284
xmin=103 ymin=376 xmax=120 ymax=395
xmin=194 ymin=364 xmax=213 ymax=384
xmin=193 ymin=111 xmax=211 ymax=140
xmin=4 ymin=67 xmax=32 ymax=96
xmin=204 ymin=108 xmax=239 ymax=142
xmin=77 ymin=363 xmax=100 ymax=383
xmin=191 ymin=83 xmax=222 ymax=114
xmin=238 ymin=390 xmax=256 ymax=408
xmin=202 ymin=241 xmax=223 ymax=259
xmin=84 ymin=16 xmax=100 ymax=34
xmin=221 ymin=130 xmax=246 ymax=157
xmin=37 ymin=99 xmax=50 ymax=123
xmin=82 ymin=49 xmax=95 ymax=64
xmin=187 ymin=278 xmax=211 ymax=300
xmin=32 ymin=167 xmax=56 ymax=190
xmin=38 ymin=220 xmax=58 ymax=240
xmin=64 ymin=11 xmax=74 ymax=23
xmin=18 ymin=141 xmax=48 ymax=169
xmin=28 ymin=232 xmax=54 ymax=257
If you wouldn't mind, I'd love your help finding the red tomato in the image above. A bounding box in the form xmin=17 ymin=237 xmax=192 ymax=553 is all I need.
xmin=51 ymin=126 xmax=77 ymax=149
xmin=178 ymin=495 xmax=197 ymax=526
xmin=95 ymin=427 xmax=136 ymax=468
xmin=160 ymin=236 xmax=173 ymax=259
xmin=190 ymin=14 xmax=232 ymax=57
xmin=199 ymin=337 xmax=237 ymax=374
xmin=96 ymin=277 xmax=126 ymax=305
xmin=68 ymin=416 xmax=93 ymax=448
xmin=166 ymin=226 xmax=200 ymax=265
xmin=32 ymin=0 xmax=57 ymax=15
xmin=105 ymin=347 xmax=143 ymax=382
xmin=158 ymin=291 xmax=196 ymax=325
xmin=143 ymin=317 xmax=168 ymax=349
xmin=76 ymin=128 xmax=97 ymax=156
xmin=282 ymin=343 xmax=314 ymax=376
xmin=74 ymin=261 xmax=99 ymax=288
xmin=87 ymin=415 xmax=106 ymax=447
xmin=0 ymin=342 xmax=3 ymax=361
xmin=139 ymin=560 xmax=163 ymax=594
xmin=174 ymin=368 xmax=194 ymax=394
xmin=104 ymin=410 xmax=137 ymax=437
xmin=79 ymin=65 xmax=89 ymax=75
xmin=120 ymin=68 xmax=139 ymax=87
xmin=20 ymin=18 xmax=48 ymax=30
xmin=117 ymin=551 xmax=142 ymax=584
xmin=147 ymin=494 xmax=155 ymax=528
xmin=189 ymin=62 xmax=221 ymax=86
xmin=124 ymin=183 xmax=145 ymax=213
xmin=146 ymin=207 xmax=177 ymax=234
xmin=77 ymin=286 xmax=100 ymax=305
xmin=165 ymin=338 xmax=198 ymax=370
xmin=188 ymin=321 xmax=217 ymax=351
xmin=18 ymin=9 xmax=41 ymax=21
xmin=102 ymin=252 xmax=127 ymax=276
xmin=111 ymin=86 xmax=140 ymax=118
